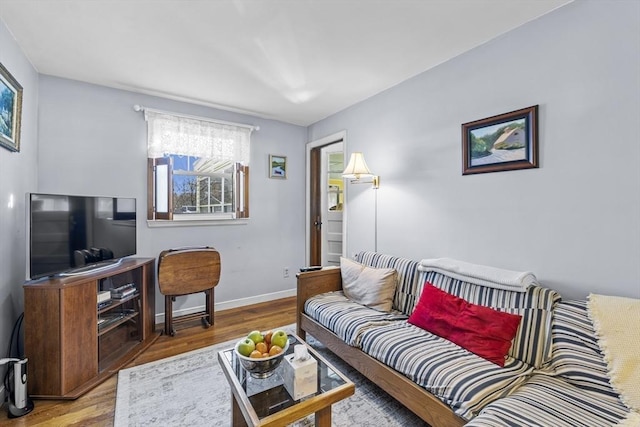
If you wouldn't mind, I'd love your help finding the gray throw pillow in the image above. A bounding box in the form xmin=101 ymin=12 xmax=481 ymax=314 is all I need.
xmin=341 ymin=257 xmax=397 ymax=312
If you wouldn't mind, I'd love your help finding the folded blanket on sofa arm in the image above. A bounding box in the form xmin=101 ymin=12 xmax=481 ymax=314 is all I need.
xmin=587 ymin=293 xmax=640 ymax=426
xmin=418 ymin=258 xmax=537 ymax=292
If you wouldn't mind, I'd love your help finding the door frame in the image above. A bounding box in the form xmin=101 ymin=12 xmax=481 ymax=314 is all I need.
xmin=305 ymin=131 xmax=348 ymax=265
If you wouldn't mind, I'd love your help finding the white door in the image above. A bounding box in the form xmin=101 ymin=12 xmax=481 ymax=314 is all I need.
xmin=321 ymin=143 xmax=344 ymax=266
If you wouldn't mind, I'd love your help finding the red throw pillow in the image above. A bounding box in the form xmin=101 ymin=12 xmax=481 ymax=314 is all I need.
xmin=408 ymin=283 xmax=522 ymax=366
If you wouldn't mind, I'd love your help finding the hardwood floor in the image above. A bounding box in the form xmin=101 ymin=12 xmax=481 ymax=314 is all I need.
xmin=1 ymin=296 xmax=296 ymax=426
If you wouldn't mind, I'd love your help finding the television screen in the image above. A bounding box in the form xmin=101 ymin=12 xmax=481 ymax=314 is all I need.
xmin=29 ymin=193 xmax=137 ymax=279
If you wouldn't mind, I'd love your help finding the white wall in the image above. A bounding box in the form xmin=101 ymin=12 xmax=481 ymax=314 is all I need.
xmin=309 ymin=0 xmax=640 ymax=300
xmin=0 ymin=21 xmax=39 ymax=359
xmin=2 ymin=1 xmax=639 ymax=358
xmin=37 ymin=76 xmax=308 ymax=316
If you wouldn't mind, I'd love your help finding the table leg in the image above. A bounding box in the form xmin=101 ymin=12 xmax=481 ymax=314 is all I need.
xmin=315 ymin=406 xmax=331 ymax=427
xmin=164 ymin=295 xmax=173 ymax=336
xmin=206 ymin=287 xmax=215 ymax=325
xmin=232 ymin=393 xmax=248 ymax=427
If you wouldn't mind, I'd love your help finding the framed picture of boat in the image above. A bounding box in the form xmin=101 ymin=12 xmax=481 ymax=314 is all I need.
xmin=269 ymin=154 xmax=287 ymax=179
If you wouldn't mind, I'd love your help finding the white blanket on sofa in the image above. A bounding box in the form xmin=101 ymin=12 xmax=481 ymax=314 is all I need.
xmin=587 ymin=293 xmax=640 ymax=426
xmin=418 ymin=258 xmax=536 ymax=292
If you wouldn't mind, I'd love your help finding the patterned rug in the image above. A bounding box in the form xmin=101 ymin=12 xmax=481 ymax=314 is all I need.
xmin=114 ymin=325 xmax=426 ymax=426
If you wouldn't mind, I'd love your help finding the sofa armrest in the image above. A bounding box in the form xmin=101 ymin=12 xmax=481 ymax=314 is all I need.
xmin=296 ymin=267 xmax=342 ymax=339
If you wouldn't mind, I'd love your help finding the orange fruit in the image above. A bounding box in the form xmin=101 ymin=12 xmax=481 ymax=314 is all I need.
xmin=255 ymin=342 xmax=268 ymax=354
xmin=264 ymin=330 xmax=273 ymax=345
xmin=269 ymin=345 xmax=283 ymax=356
xmin=249 ymin=350 xmax=263 ymax=359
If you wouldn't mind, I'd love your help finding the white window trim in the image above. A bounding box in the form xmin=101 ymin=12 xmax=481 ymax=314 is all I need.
xmin=139 ymin=105 xmax=255 ymax=223
xmin=146 ymin=218 xmax=249 ymax=228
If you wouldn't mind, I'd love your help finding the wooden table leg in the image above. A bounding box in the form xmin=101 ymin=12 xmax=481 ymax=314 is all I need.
xmin=164 ymin=295 xmax=173 ymax=336
xmin=315 ymin=406 xmax=331 ymax=427
xmin=206 ymin=287 xmax=215 ymax=325
xmin=232 ymin=393 xmax=249 ymax=427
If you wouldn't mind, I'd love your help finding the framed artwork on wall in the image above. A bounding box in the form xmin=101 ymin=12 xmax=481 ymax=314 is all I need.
xmin=462 ymin=105 xmax=538 ymax=175
xmin=0 ymin=61 xmax=23 ymax=153
xmin=269 ymin=154 xmax=287 ymax=179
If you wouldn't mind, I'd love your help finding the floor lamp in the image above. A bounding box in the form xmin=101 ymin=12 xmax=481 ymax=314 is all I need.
xmin=342 ymin=152 xmax=380 ymax=252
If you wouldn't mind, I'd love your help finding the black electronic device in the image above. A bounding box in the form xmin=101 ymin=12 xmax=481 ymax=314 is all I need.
xmin=110 ymin=282 xmax=137 ymax=299
xmin=299 ymin=266 xmax=323 ymax=272
xmin=28 ymin=193 xmax=137 ymax=279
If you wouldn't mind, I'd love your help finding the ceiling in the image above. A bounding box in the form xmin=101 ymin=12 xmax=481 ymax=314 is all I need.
xmin=0 ymin=0 xmax=571 ymax=126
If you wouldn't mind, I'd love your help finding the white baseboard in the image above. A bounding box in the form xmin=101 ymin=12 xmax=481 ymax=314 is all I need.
xmin=155 ymin=288 xmax=296 ymax=324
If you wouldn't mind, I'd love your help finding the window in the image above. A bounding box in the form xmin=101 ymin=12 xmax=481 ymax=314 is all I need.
xmin=327 ymin=152 xmax=344 ymax=212
xmin=145 ymin=110 xmax=252 ymax=221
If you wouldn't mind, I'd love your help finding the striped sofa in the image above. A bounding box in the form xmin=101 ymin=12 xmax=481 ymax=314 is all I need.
xmin=466 ymin=300 xmax=631 ymax=426
xmin=296 ymin=252 xmax=632 ymax=426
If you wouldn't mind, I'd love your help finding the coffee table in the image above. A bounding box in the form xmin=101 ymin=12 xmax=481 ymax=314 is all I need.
xmin=218 ymin=333 xmax=355 ymax=427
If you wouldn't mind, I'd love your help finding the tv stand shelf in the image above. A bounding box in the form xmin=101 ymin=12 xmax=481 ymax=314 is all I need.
xmin=97 ymin=293 xmax=139 ymax=315
xmin=98 ymin=311 xmax=139 ymax=336
xmin=24 ymin=257 xmax=159 ymax=399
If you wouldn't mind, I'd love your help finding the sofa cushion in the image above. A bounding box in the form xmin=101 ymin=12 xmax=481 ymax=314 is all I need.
xmin=418 ymin=268 xmax=561 ymax=368
xmin=354 ymin=252 xmax=561 ymax=367
xmin=303 ymin=291 xmax=407 ymax=347
xmin=549 ymin=300 xmax=619 ymax=396
xmin=408 ymin=283 xmax=522 ymax=366
xmin=466 ymin=374 xmax=630 ymax=427
xmin=340 ymin=257 xmax=397 ymax=312
xmin=495 ymin=306 xmax=554 ymax=369
xmin=360 ymin=321 xmax=534 ymax=421
xmin=354 ymin=251 xmax=420 ymax=314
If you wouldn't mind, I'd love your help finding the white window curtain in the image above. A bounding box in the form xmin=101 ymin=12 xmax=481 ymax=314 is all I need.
xmin=145 ymin=111 xmax=252 ymax=163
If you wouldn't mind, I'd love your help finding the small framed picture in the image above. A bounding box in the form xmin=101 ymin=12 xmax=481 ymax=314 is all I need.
xmin=269 ymin=154 xmax=287 ymax=179
xmin=462 ymin=105 xmax=538 ymax=175
xmin=0 ymin=61 xmax=23 ymax=153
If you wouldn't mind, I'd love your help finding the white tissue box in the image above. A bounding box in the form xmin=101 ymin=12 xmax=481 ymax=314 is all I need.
xmin=281 ymin=348 xmax=318 ymax=400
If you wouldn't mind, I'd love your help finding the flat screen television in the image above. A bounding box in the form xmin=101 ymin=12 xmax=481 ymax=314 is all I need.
xmin=29 ymin=193 xmax=137 ymax=279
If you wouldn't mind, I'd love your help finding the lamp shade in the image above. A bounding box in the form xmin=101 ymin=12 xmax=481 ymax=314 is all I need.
xmin=342 ymin=152 xmax=373 ymax=179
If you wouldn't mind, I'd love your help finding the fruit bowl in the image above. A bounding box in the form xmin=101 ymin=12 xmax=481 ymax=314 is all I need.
xmin=235 ymin=339 xmax=290 ymax=378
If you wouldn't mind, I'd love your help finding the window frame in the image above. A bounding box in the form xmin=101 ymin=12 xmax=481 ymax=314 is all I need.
xmin=143 ymin=108 xmax=254 ymax=225
xmin=147 ymin=157 xmax=249 ymax=222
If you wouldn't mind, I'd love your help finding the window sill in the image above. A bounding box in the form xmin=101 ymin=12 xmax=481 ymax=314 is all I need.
xmin=146 ymin=218 xmax=249 ymax=228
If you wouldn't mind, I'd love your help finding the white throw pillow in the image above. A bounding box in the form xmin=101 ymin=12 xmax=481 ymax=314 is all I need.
xmin=340 ymin=257 xmax=397 ymax=312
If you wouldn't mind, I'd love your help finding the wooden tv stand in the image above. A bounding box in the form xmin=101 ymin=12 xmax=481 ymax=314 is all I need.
xmin=23 ymin=257 xmax=160 ymax=399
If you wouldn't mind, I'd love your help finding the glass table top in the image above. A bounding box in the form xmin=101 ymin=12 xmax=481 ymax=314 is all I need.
xmin=220 ymin=334 xmax=348 ymax=419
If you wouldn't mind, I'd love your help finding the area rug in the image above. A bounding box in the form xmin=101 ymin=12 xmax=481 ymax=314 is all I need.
xmin=114 ymin=325 xmax=426 ymax=426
